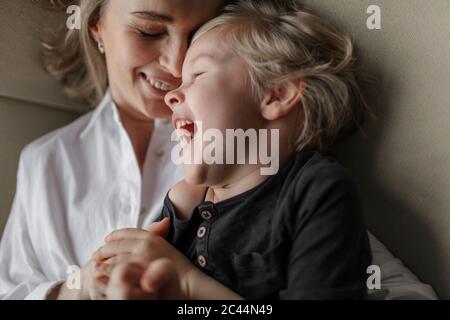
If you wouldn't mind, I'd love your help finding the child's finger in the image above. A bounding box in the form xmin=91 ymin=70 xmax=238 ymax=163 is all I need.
xmin=143 ymin=218 xmax=170 ymax=237
xmin=140 ymin=258 xmax=182 ymax=299
xmin=106 ymin=262 xmax=157 ymax=300
xmin=104 ymin=218 xmax=170 ymax=243
xmin=104 ymin=228 xmax=151 ymax=243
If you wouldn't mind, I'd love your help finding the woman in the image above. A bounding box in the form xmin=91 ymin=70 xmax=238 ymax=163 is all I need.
xmin=0 ymin=0 xmax=226 ymax=300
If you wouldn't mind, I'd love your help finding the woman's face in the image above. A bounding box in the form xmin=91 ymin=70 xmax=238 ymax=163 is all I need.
xmin=91 ymin=0 xmax=225 ymax=120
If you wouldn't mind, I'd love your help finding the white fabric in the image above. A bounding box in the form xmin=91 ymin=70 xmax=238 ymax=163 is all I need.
xmin=369 ymin=233 xmax=438 ymax=300
xmin=0 ymin=90 xmax=184 ymax=300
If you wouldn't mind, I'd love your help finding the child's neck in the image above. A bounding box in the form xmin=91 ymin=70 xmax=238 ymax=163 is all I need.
xmin=204 ymin=148 xmax=293 ymax=204
xmin=204 ymin=167 xmax=269 ymax=203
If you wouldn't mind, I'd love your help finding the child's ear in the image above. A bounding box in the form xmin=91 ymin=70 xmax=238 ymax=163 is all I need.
xmin=260 ymin=80 xmax=306 ymax=121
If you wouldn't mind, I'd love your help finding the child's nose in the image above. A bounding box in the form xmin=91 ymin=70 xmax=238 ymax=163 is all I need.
xmin=165 ymin=89 xmax=184 ymax=111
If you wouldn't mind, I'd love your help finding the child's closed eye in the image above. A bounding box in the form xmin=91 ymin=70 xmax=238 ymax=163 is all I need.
xmin=181 ymin=71 xmax=206 ymax=85
xmin=193 ymin=72 xmax=206 ymax=79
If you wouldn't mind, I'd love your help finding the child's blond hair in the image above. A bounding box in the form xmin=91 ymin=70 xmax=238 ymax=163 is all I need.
xmin=193 ymin=0 xmax=369 ymax=151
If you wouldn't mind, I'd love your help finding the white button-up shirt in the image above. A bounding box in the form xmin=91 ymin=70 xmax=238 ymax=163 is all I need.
xmin=0 ymin=91 xmax=183 ymax=299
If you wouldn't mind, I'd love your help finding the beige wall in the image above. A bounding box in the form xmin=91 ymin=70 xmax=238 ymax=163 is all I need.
xmin=0 ymin=0 xmax=86 ymax=113
xmin=303 ymin=0 xmax=450 ymax=298
xmin=0 ymin=0 xmax=86 ymax=234
xmin=0 ymin=97 xmax=80 ymax=233
xmin=0 ymin=0 xmax=449 ymax=298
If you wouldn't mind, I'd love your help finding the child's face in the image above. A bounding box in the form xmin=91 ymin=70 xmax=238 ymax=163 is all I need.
xmin=165 ymin=27 xmax=267 ymax=186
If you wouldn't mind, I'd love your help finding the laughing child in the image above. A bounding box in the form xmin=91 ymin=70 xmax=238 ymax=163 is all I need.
xmin=97 ymin=0 xmax=372 ymax=300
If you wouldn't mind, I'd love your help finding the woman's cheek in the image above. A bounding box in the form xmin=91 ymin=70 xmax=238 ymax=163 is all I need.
xmin=123 ymin=35 xmax=158 ymax=66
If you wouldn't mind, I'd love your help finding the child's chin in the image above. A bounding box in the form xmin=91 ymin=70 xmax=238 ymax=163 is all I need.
xmin=183 ymin=164 xmax=208 ymax=186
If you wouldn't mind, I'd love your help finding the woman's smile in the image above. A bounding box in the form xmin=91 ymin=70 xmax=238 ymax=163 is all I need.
xmin=139 ymin=72 xmax=179 ymax=98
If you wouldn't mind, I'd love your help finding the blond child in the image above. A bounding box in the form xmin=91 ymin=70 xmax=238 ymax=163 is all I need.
xmin=96 ymin=0 xmax=371 ymax=300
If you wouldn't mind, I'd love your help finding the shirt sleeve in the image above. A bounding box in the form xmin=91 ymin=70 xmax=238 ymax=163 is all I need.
xmin=0 ymin=150 xmax=63 ymax=300
xmin=279 ymin=163 xmax=372 ymax=299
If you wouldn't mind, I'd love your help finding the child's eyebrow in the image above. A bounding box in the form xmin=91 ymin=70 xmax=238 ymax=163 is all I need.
xmin=189 ymin=53 xmax=217 ymax=65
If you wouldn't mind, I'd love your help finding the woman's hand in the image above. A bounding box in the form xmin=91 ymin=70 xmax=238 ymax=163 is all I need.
xmin=101 ymin=254 xmax=242 ymax=300
xmin=103 ymin=257 xmax=182 ymax=300
xmin=92 ymin=218 xmax=242 ymax=300
xmin=51 ymin=219 xmax=173 ymax=300
xmin=92 ymin=218 xmax=197 ymax=298
xmin=51 ymin=257 xmax=107 ymax=300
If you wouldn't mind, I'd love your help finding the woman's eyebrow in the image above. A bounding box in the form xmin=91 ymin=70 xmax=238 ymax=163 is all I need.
xmin=130 ymin=11 xmax=174 ymax=23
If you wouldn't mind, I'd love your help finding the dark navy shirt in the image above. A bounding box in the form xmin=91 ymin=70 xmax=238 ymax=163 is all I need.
xmin=160 ymin=152 xmax=372 ymax=299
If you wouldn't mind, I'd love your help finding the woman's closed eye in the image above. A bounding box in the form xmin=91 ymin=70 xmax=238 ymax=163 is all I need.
xmin=136 ymin=28 xmax=166 ymax=40
xmin=129 ymin=22 xmax=166 ymax=40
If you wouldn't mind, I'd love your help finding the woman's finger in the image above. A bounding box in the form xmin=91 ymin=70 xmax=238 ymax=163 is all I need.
xmin=96 ymin=254 xmax=140 ymax=277
xmin=89 ymin=275 xmax=109 ymax=300
xmin=93 ymin=239 xmax=139 ymax=261
xmin=95 ymin=262 xmax=114 ymax=278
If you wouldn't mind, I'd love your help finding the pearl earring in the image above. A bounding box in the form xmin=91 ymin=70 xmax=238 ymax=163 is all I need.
xmin=98 ymin=42 xmax=105 ymax=54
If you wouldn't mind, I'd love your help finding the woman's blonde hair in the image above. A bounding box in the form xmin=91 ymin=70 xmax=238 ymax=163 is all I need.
xmin=35 ymin=0 xmax=108 ymax=106
xmin=193 ymin=0 xmax=369 ymax=151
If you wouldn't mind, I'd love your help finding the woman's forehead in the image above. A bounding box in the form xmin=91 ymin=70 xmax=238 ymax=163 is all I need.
xmin=113 ymin=0 xmax=225 ymax=28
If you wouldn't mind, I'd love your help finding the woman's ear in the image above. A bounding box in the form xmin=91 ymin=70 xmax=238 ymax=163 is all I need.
xmin=260 ymin=80 xmax=306 ymax=121
xmin=89 ymin=16 xmax=102 ymax=44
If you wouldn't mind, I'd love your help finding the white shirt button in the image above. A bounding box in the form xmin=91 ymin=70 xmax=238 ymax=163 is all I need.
xmin=155 ymin=148 xmax=165 ymax=158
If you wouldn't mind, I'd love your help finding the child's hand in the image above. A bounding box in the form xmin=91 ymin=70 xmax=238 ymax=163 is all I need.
xmin=169 ymin=180 xmax=207 ymax=219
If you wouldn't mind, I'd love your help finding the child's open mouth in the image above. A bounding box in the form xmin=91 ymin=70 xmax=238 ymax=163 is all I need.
xmin=173 ymin=119 xmax=196 ymax=147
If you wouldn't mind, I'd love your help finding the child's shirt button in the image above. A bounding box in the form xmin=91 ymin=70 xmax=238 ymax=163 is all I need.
xmin=197 ymin=255 xmax=207 ymax=268
xmin=197 ymin=226 xmax=207 ymax=238
xmin=200 ymin=210 xmax=213 ymax=220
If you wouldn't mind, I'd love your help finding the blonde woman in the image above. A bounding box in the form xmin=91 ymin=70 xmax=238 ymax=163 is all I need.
xmin=94 ymin=0 xmax=374 ymax=299
xmin=0 ymin=0 xmax=228 ymax=300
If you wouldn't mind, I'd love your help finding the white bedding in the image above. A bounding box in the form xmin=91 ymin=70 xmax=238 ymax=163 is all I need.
xmin=369 ymin=232 xmax=438 ymax=300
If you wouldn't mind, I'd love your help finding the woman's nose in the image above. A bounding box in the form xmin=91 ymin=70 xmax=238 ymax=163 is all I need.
xmin=159 ymin=39 xmax=188 ymax=78
xmin=165 ymin=89 xmax=184 ymax=111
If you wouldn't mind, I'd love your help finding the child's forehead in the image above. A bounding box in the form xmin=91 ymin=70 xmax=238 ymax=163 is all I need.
xmin=186 ymin=28 xmax=229 ymax=63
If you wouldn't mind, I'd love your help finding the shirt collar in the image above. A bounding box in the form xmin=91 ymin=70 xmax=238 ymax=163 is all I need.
xmin=79 ymin=88 xmax=174 ymax=139
xmin=79 ymin=88 xmax=114 ymax=139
